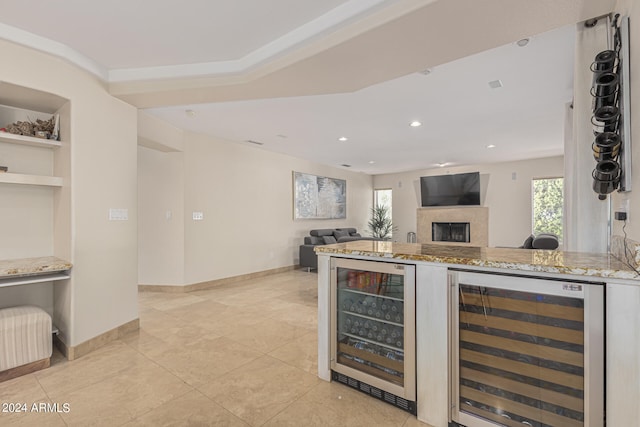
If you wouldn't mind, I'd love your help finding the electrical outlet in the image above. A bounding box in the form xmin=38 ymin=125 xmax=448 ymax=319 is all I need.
xmin=615 ymin=211 xmax=627 ymax=221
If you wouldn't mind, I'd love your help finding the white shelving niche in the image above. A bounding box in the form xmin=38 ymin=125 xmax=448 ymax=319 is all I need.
xmin=0 ymin=81 xmax=72 ymax=338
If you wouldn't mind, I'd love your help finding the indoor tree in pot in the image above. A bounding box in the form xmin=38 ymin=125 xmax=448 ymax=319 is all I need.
xmin=367 ymin=204 xmax=396 ymax=240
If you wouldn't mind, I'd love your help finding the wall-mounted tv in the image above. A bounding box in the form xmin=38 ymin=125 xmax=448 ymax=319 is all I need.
xmin=420 ymin=172 xmax=480 ymax=207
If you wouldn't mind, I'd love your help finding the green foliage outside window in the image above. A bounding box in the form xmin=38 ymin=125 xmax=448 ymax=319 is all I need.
xmin=532 ymin=178 xmax=563 ymax=240
xmin=368 ymin=204 xmax=396 ymax=240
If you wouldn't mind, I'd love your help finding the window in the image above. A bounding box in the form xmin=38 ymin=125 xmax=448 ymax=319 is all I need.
xmin=374 ymin=188 xmax=392 ymax=213
xmin=373 ymin=188 xmax=393 ymax=238
xmin=532 ymin=177 xmax=563 ymax=241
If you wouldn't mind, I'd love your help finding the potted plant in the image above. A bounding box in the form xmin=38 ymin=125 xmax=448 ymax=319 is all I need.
xmin=367 ymin=204 xmax=396 ymax=240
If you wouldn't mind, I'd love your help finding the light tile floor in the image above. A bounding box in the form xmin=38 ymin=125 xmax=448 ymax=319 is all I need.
xmin=0 ymin=270 xmax=433 ymax=427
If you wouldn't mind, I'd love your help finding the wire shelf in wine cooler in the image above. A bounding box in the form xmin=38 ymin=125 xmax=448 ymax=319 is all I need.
xmin=340 ymin=310 xmax=404 ymax=328
xmin=338 ymin=287 xmax=405 ymax=302
xmin=341 ymin=332 xmax=404 ymax=352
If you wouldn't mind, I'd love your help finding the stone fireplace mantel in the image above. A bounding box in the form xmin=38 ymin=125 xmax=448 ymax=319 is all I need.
xmin=417 ymin=207 xmax=489 ymax=246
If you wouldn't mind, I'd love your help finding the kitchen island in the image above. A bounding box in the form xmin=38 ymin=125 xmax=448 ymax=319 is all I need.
xmin=316 ymin=241 xmax=640 ymax=427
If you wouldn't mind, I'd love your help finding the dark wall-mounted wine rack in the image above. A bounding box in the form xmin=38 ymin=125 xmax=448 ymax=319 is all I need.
xmin=591 ymin=15 xmax=632 ymax=200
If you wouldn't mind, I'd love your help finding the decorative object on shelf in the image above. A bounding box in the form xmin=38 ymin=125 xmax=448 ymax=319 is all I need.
xmin=2 ymin=115 xmax=59 ymax=141
xmin=367 ymin=204 xmax=396 ymax=240
xmin=34 ymin=131 xmax=50 ymax=139
xmin=590 ymin=14 xmax=632 ymax=200
xmin=293 ymin=171 xmax=346 ymax=219
xmin=51 ymin=114 xmax=60 ymax=141
xmin=0 ymin=166 xmax=7 ymax=173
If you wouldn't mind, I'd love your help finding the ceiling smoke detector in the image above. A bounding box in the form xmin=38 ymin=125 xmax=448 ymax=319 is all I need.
xmin=516 ymin=38 xmax=530 ymax=47
xmin=488 ymin=79 xmax=503 ymax=89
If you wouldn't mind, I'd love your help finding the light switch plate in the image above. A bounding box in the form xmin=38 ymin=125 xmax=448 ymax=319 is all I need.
xmin=109 ymin=208 xmax=128 ymax=221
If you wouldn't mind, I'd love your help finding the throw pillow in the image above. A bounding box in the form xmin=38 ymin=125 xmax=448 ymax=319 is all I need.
xmin=322 ymin=235 xmax=337 ymax=244
xmin=310 ymin=236 xmax=324 ymax=245
xmin=334 ymin=230 xmax=349 ymax=240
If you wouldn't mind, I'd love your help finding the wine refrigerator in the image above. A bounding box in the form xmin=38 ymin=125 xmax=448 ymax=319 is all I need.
xmin=449 ymin=270 xmax=604 ymax=427
xmin=330 ymin=257 xmax=416 ymax=413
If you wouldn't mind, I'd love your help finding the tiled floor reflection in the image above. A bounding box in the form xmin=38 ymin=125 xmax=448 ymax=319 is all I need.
xmin=0 ymin=269 xmax=433 ymax=426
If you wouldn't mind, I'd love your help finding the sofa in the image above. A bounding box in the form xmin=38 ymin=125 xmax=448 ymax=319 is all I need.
xmin=299 ymin=228 xmax=375 ymax=271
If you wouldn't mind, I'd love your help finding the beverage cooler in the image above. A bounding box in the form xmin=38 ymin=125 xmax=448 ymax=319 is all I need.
xmin=449 ymin=270 xmax=604 ymax=427
xmin=330 ymin=258 xmax=416 ymax=414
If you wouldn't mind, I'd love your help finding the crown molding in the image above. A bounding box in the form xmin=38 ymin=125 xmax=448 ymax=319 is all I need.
xmin=0 ymin=0 xmax=418 ymax=84
xmin=0 ymin=22 xmax=108 ymax=81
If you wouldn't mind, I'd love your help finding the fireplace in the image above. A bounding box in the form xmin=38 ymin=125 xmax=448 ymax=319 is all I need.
xmin=417 ymin=207 xmax=488 ymax=246
xmin=432 ymin=222 xmax=470 ymax=243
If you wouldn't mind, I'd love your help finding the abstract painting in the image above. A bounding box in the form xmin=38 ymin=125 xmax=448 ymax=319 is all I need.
xmin=293 ymin=171 xmax=346 ymax=219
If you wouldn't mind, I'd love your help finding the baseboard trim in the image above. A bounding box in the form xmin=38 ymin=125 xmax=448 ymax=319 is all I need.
xmin=54 ymin=318 xmax=140 ymax=361
xmin=0 ymin=358 xmax=50 ymax=383
xmin=138 ymin=265 xmax=299 ymax=293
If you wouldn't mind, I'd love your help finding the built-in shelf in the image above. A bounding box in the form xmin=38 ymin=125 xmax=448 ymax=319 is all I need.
xmin=0 ymin=131 xmax=61 ymax=148
xmin=0 ymin=256 xmax=72 ymax=289
xmin=0 ymin=272 xmax=70 ymax=289
xmin=0 ymin=173 xmax=63 ymax=187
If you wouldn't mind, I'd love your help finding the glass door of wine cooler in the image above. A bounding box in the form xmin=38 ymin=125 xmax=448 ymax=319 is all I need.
xmin=330 ymin=258 xmax=416 ymax=405
xmin=449 ymin=271 xmax=604 ymax=427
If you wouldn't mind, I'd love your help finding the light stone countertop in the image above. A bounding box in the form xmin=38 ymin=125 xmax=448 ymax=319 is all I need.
xmin=0 ymin=256 xmax=72 ymax=278
xmin=316 ymin=240 xmax=640 ymax=281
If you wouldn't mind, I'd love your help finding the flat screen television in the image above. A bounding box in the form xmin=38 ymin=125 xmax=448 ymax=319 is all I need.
xmin=420 ymin=172 xmax=480 ymax=207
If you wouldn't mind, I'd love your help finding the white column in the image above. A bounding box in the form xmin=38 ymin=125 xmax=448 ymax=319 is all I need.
xmin=564 ymin=19 xmax=611 ymax=253
xmin=317 ymin=253 xmax=332 ymax=381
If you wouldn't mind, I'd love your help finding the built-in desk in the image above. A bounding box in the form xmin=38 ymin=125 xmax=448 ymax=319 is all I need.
xmin=316 ymin=241 xmax=640 ymax=427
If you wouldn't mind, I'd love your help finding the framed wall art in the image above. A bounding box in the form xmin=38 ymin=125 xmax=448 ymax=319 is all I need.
xmin=293 ymin=171 xmax=346 ymax=219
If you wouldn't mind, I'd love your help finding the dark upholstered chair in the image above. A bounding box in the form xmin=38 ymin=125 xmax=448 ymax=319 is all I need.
xmin=519 ymin=233 xmax=559 ymax=250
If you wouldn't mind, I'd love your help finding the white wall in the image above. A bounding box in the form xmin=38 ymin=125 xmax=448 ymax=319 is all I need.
xmin=138 ymin=146 xmax=185 ymax=285
xmin=373 ymin=156 xmax=564 ymax=248
xmin=138 ymin=124 xmax=373 ymax=286
xmin=612 ymin=0 xmax=640 ymax=243
xmin=0 ymin=39 xmax=139 ymax=347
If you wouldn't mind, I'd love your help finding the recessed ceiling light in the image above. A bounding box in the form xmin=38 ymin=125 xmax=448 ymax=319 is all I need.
xmin=410 ymin=121 xmax=422 ymax=127
xmin=488 ymin=80 xmax=503 ymax=89
xmin=338 ymin=136 xmax=348 ymax=142
xmin=516 ymin=38 xmax=530 ymax=47
xmin=437 ymin=162 xmax=447 ymax=167
xmin=341 ymin=164 xmax=352 ymax=168
xmin=368 ymin=161 xmax=375 ymax=164
xmin=185 ymin=109 xmax=196 ymax=117
xmin=486 ymin=144 xmax=496 ymax=149
xmin=244 ymin=139 xmax=264 ymax=146
xmin=276 ymin=134 xmax=288 ymax=138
